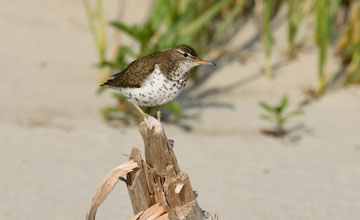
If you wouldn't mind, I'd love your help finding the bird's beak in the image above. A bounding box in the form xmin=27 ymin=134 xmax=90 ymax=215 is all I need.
xmin=195 ymin=58 xmax=216 ymax=66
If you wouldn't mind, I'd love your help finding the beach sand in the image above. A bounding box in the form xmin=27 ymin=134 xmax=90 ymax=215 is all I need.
xmin=1 ymin=0 xmax=360 ymax=219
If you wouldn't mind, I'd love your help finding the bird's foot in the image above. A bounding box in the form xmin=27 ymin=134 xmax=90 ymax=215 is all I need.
xmin=131 ymin=103 xmax=148 ymax=119
xmin=157 ymin=110 xmax=161 ymax=121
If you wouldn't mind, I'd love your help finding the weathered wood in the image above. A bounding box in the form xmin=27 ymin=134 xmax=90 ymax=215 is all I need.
xmin=139 ymin=117 xmax=180 ymax=174
xmin=86 ymin=115 xmax=217 ymax=220
xmin=138 ymin=203 xmax=168 ymax=220
xmin=86 ymin=160 xmax=139 ymax=220
xmin=126 ymin=148 xmax=153 ymax=214
xmin=126 ymin=115 xmax=216 ymax=220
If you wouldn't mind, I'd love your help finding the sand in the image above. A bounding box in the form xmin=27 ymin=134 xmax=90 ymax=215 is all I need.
xmin=1 ymin=0 xmax=360 ymax=220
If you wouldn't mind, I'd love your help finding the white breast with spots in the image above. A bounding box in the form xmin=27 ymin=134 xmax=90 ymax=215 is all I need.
xmin=118 ymin=64 xmax=186 ymax=106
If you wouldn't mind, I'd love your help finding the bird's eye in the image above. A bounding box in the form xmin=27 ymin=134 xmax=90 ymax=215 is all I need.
xmin=183 ymin=53 xmax=188 ymax=57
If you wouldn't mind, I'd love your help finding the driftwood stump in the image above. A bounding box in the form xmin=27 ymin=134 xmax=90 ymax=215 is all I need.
xmin=87 ymin=116 xmax=217 ymax=220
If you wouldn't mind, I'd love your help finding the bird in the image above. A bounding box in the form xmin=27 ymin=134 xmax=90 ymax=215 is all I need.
xmin=101 ymin=45 xmax=216 ymax=120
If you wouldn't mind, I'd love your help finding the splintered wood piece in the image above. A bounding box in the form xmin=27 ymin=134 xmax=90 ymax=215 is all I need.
xmin=130 ymin=211 xmax=144 ymax=220
xmin=127 ymin=148 xmax=154 ymax=214
xmin=130 ymin=203 xmax=169 ymax=220
xmin=86 ymin=160 xmax=139 ymax=220
xmin=175 ymin=183 xmax=184 ymax=194
xmin=164 ymin=171 xmax=196 ymax=208
xmin=140 ymin=203 xmax=168 ymax=220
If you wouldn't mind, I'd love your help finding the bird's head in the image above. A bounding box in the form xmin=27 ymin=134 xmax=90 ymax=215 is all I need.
xmin=171 ymin=45 xmax=215 ymax=72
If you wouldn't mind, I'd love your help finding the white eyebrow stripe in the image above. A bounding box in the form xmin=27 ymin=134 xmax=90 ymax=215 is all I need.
xmin=176 ymin=49 xmax=194 ymax=57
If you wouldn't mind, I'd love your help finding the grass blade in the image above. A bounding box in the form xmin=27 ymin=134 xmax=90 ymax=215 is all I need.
xmin=258 ymin=101 xmax=275 ymax=114
xmin=212 ymin=0 xmax=245 ymax=44
xmin=264 ymin=0 xmax=274 ymax=78
xmin=278 ymin=95 xmax=288 ymax=112
xmin=183 ymin=0 xmax=231 ymax=37
xmin=83 ymin=0 xmax=106 ymax=62
xmin=287 ymin=0 xmax=309 ymax=52
xmin=165 ymin=101 xmax=182 ymax=118
xmin=284 ymin=109 xmax=304 ymax=122
xmin=315 ymin=0 xmax=339 ymax=94
xmin=110 ymin=21 xmax=141 ymax=40
xmin=260 ymin=114 xmax=277 ymax=124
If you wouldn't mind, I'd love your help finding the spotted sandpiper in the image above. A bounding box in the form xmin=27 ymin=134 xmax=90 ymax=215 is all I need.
xmin=101 ymin=45 xmax=215 ymax=120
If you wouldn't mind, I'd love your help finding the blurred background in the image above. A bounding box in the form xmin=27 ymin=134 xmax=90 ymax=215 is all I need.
xmin=1 ymin=0 xmax=360 ymax=219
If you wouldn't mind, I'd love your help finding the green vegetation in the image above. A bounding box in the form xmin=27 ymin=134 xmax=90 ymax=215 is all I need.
xmin=259 ymin=95 xmax=304 ymax=137
xmin=84 ymin=0 xmax=360 ymax=123
xmin=254 ymin=0 xmax=359 ymax=94
xmin=84 ymin=0 xmax=246 ymax=121
xmin=262 ymin=0 xmax=275 ymax=78
xmin=107 ymin=0 xmax=236 ymax=71
xmin=287 ymin=0 xmax=309 ymax=54
xmin=336 ymin=1 xmax=360 ymax=84
xmin=83 ymin=0 xmax=107 ymax=83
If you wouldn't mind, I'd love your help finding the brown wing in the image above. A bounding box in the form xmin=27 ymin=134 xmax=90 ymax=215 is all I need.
xmin=102 ymin=54 xmax=158 ymax=88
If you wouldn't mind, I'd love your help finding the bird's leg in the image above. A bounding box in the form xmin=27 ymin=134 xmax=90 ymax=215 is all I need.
xmin=157 ymin=106 xmax=162 ymax=121
xmin=131 ymin=103 xmax=147 ymax=118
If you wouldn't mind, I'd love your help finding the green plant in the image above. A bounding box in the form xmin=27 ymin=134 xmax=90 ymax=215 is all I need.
xmin=258 ymin=95 xmax=303 ymax=136
xmin=314 ymin=0 xmax=341 ymax=95
xmin=97 ymin=0 xmax=245 ymax=121
xmin=258 ymin=0 xmax=358 ymax=96
xmin=336 ymin=0 xmax=360 ymax=84
xmin=83 ymin=0 xmax=360 ymax=124
xmin=107 ymin=0 xmax=239 ymax=68
xmin=263 ymin=0 xmax=274 ymax=78
xmin=255 ymin=0 xmax=283 ymax=78
xmin=83 ymin=0 xmax=109 ymax=83
xmin=287 ymin=0 xmax=309 ymax=54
